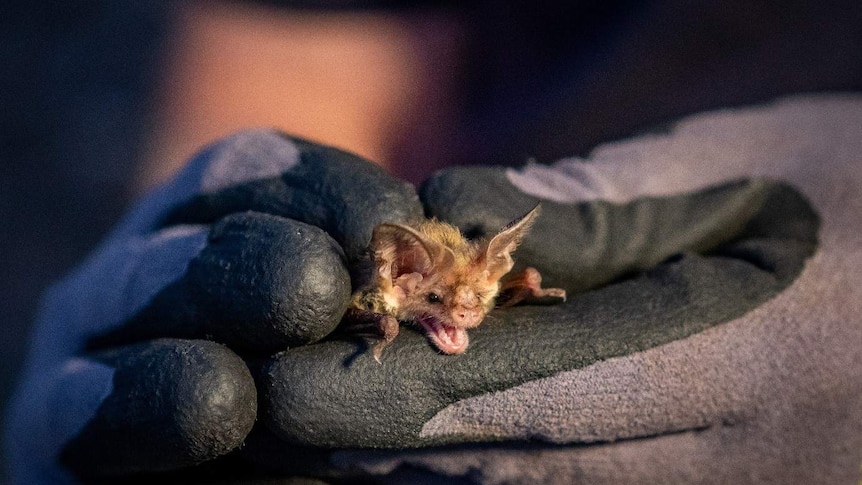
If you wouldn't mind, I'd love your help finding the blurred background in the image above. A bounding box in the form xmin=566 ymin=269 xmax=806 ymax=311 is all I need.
xmin=2 ymin=0 xmax=861 ymax=481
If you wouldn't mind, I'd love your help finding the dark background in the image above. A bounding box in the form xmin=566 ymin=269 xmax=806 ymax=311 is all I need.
xmin=2 ymin=0 xmax=861 ymax=482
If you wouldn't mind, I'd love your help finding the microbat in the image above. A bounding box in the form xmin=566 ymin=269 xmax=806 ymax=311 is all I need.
xmin=344 ymin=205 xmax=566 ymax=361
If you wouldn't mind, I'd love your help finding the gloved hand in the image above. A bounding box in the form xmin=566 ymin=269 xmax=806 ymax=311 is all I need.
xmin=3 ymin=130 xmax=424 ymax=483
xmin=4 ymin=122 xmax=822 ymax=484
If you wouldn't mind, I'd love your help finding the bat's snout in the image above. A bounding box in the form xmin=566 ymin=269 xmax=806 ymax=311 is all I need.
xmin=452 ymin=307 xmax=484 ymax=328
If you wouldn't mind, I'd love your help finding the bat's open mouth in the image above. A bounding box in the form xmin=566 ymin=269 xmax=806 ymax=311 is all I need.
xmin=418 ymin=315 xmax=469 ymax=354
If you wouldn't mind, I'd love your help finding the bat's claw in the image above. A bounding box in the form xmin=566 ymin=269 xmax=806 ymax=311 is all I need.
xmin=340 ymin=309 xmax=399 ymax=363
xmin=372 ymin=317 xmax=399 ymax=363
xmin=372 ymin=340 xmax=388 ymax=363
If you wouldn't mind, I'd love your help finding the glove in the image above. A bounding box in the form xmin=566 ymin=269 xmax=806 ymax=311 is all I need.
xmin=3 ymin=129 xmax=423 ymax=483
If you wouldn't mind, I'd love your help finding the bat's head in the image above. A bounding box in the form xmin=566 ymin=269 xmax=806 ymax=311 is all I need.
xmin=370 ymin=206 xmax=540 ymax=354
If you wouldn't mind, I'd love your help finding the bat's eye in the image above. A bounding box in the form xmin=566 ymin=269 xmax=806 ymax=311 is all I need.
xmin=427 ymin=293 xmax=442 ymax=304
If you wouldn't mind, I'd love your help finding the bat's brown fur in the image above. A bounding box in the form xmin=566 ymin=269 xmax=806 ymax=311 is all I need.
xmin=345 ymin=206 xmax=565 ymax=361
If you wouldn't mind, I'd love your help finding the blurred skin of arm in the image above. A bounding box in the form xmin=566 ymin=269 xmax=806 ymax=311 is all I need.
xmin=139 ymin=0 xmax=465 ymax=193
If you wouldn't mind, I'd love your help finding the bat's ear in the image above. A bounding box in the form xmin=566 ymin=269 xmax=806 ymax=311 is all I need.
xmin=483 ymin=205 xmax=540 ymax=281
xmin=370 ymin=223 xmax=455 ymax=284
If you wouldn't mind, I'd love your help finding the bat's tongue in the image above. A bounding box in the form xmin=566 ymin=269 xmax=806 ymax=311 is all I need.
xmin=419 ymin=316 xmax=469 ymax=354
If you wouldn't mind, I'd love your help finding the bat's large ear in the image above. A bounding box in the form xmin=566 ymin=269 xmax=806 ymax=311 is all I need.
xmin=483 ymin=205 xmax=541 ymax=282
xmin=370 ymin=223 xmax=455 ymax=284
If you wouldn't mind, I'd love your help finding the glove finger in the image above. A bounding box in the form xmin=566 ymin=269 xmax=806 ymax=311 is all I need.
xmin=13 ymin=131 xmax=309 ymax=360
xmin=89 ymin=212 xmax=351 ymax=355
xmin=162 ymin=134 xmax=424 ymax=263
xmin=61 ymin=339 xmax=256 ymax=479
xmin=6 ymin=339 xmax=255 ymax=481
xmin=421 ymin=169 xmax=805 ymax=294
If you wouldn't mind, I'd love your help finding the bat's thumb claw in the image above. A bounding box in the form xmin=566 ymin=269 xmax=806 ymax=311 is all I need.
xmin=372 ymin=340 xmax=389 ymax=363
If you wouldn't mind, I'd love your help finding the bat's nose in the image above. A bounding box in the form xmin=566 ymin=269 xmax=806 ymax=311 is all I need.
xmin=454 ymin=308 xmax=483 ymax=328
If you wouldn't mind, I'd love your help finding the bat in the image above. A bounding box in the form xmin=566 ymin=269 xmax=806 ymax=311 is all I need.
xmin=343 ymin=205 xmax=566 ymax=361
